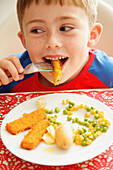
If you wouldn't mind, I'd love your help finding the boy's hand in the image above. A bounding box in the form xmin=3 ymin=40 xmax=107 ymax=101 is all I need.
xmin=0 ymin=56 xmax=24 ymax=86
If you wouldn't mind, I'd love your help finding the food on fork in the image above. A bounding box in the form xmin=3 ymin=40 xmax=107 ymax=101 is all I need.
xmin=6 ymin=109 xmax=47 ymax=135
xmin=21 ymin=120 xmax=49 ymax=150
xmin=51 ymin=60 xmax=62 ymax=86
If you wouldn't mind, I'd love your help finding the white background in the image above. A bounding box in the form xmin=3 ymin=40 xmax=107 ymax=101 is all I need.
xmin=0 ymin=0 xmax=113 ymax=25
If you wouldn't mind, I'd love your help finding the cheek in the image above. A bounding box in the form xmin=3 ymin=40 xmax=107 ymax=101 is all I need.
xmin=25 ymin=39 xmax=44 ymax=61
xmin=66 ymin=34 xmax=89 ymax=54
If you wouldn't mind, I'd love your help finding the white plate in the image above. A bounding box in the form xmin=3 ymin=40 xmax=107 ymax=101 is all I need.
xmin=1 ymin=93 xmax=113 ymax=166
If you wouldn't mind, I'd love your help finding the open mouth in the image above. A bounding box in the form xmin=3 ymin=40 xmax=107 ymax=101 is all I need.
xmin=43 ymin=56 xmax=68 ymax=66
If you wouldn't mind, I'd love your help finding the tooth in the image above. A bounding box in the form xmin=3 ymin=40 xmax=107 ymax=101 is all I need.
xmin=45 ymin=56 xmax=67 ymax=60
xmin=45 ymin=57 xmax=50 ymax=60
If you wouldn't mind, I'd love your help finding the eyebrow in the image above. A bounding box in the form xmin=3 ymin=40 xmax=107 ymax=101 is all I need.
xmin=26 ymin=19 xmax=45 ymax=26
xmin=57 ymin=16 xmax=78 ymax=21
xmin=55 ymin=15 xmax=80 ymax=22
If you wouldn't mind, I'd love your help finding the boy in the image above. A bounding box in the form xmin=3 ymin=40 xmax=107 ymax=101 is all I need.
xmin=0 ymin=0 xmax=113 ymax=92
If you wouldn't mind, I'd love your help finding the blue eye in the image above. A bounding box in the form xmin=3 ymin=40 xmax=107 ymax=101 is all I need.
xmin=31 ymin=28 xmax=43 ymax=33
xmin=60 ymin=26 xmax=73 ymax=32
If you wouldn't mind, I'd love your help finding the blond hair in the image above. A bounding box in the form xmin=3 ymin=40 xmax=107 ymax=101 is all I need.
xmin=17 ymin=0 xmax=98 ymax=31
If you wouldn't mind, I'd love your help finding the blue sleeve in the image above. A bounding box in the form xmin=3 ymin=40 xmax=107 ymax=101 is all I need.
xmin=10 ymin=50 xmax=32 ymax=68
xmin=89 ymin=50 xmax=113 ymax=87
xmin=0 ymin=50 xmax=32 ymax=93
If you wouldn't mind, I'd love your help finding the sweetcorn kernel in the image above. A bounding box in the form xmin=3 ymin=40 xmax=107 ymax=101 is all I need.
xmin=70 ymin=107 xmax=74 ymax=111
xmin=86 ymin=139 xmax=92 ymax=145
xmin=91 ymin=110 xmax=95 ymax=115
xmin=98 ymin=112 xmax=104 ymax=118
xmin=79 ymin=104 xmax=84 ymax=108
xmin=105 ymin=120 xmax=111 ymax=126
xmin=96 ymin=130 xmax=102 ymax=136
xmin=73 ymin=105 xmax=79 ymax=111
xmin=67 ymin=111 xmax=73 ymax=115
xmin=84 ymin=105 xmax=88 ymax=110
xmin=66 ymin=99 xmax=69 ymax=103
xmin=62 ymin=99 xmax=67 ymax=105
xmin=75 ymin=134 xmax=84 ymax=145
xmin=53 ymin=124 xmax=58 ymax=130
xmin=85 ymin=112 xmax=90 ymax=117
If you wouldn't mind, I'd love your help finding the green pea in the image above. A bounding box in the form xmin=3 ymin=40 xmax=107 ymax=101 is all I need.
xmin=55 ymin=107 xmax=60 ymax=113
xmin=96 ymin=127 xmax=100 ymax=131
xmin=49 ymin=109 xmax=53 ymax=114
xmin=50 ymin=119 xmax=54 ymax=123
xmin=48 ymin=117 xmax=51 ymax=120
xmin=69 ymin=101 xmax=75 ymax=106
xmin=75 ymin=117 xmax=79 ymax=122
xmin=101 ymin=122 xmax=105 ymax=126
xmin=84 ymin=122 xmax=89 ymax=127
xmin=69 ymin=104 xmax=73 ymax=108
xmin=81 ymin=140 xmax=87 ymax=146
xmin=84 ymin=118 xmax=88 ymax=122
xmin=72 ymin=119 xmax=76 ymax=123
xmin=84 ymin=136 xmax=88 ymax=141
xmin=71 ymin=102 xmax=75 ymax=106
xmin=77 ymin=120 xmax=81 ymax=124
xmin=91 ymin=106 xmax=95 ymax=110
xmin=93 ymin=134 xmax=97 ymax=139
xmin=79 ymin=121 xmax=83 ymax=125
xmin=73 ymin=138 xmax=76 ymax=142
xmin=100 ymin=126 xmax=104 ymax=132
xmin=86 ymin=107 xmax=91 ymax=112
xmin=94 ymin=114 xmax=99 ymax=119
xmin=93 ymin=120 xmax=97 ymax=124
xmin=82 ymin=128 xmax=87 ymax=133
xmin=63 ymin=110 xmax=68 ymax=115
xmin=45 ymin=110 xmax=50 ymax=114
xmin=67 ymin=116 xmax=72 ymax=121
xmin=88 ymin=120 xmax=92 ymax=123
xmin=49 ymin=122 xmax=53 ymax=125
xmin=95 ymin=110 xmax=99 ymax=113
xmin=56 ymin=122 xmax=61 ymax=125
xmin=103 ymin=127 xmax=108 ymax=132
xmin=66 ymin=107 xmax=70 ymax=111
xmin=93 ymin=129 xmax=97 ymax=133
xmin=79 ymin=129 xmax=83 ymax=135
xmin=105 ymin=124 xmax=109 ymax=129
xmin=53 ymin=121 xmax=57 ymax=124
xmin=93 ymin=123 xmax=97 ymax=127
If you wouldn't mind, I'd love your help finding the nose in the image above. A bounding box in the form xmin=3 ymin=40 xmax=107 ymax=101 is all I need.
xmin=45 ymin=32 xmax=62 ymax=49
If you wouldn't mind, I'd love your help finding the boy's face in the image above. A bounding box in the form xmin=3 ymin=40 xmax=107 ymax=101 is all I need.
xmin=19 ymin=1 xmax=91 ymax=85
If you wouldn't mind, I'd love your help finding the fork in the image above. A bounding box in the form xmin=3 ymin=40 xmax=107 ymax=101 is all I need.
xmin=7 ymin=62 xmax=53 ymax=80
xmin=23 ymin=62 xmax=53 ymax=74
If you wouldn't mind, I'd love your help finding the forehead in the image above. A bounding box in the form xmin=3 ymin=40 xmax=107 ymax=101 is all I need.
xmin=27 ymin=0 xmax=84 ymax=6
xmin=23 ymin=1 xmax=86 ymax=20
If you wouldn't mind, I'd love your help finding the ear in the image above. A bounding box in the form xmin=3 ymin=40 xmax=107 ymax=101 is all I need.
xmin=18 ymin=31 xmax=27 ymax=49
xmin=87 ymin=23 xmax=103 ymax=47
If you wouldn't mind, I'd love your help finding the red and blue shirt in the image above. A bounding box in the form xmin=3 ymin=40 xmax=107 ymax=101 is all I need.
xmin=0 ymin=49 xmax=113 ymax=93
